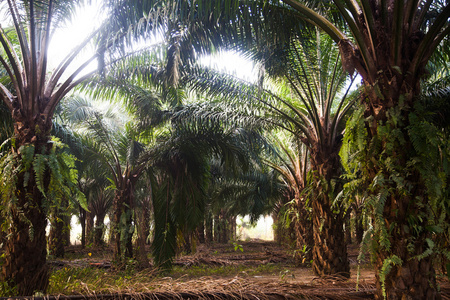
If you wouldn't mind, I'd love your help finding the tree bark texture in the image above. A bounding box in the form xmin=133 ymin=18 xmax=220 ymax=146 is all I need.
xmin=142 ymin=196 xmax=152 ymax=245
xmin=358 ymin=65 xmax=441 ymax=298
xmin=205 ymin=209 xmax=213 ymax=245
xmin=63 ymin=214 xmax=71 ymax=246
xmin=309 ymin=141 xmax=349 ymax=277
xmin=1 ymin=120 xmax=52 ymax=295
xmin=217 ymin=210 xmax=229 ymax=244
xmin=112 ymin=181 xmax=135 ymax=264
xmin=311 ymin=194 xmax=349 ymax=277
xmin=135 ymin=204 xmax=150 ymax=269
xmin=196 ymin=222 xmax=206 ymax=244
xmin=181 ymin=231 xmax=192 ymax=254
xmin=373 ymin=194 xmax=440 ymax=300
xmin=272 ymin=211 xmax=281 ymax=245
xmin=48 ymin=209 xmax=67 ymax=258
xmin=345 ymin=215 xmax=352 ymax=245
xmin=85 ymin=208 xmax=95 ymax=246
xmin=354 ymin=209 xmax=364 ymax=245
xmin=79 ymin=207 xmax=86 ymax=248
xmin=294 ymin=196 xmax=313 ymax=264
xmin=93 ymin=212 xmax=106 ymax=247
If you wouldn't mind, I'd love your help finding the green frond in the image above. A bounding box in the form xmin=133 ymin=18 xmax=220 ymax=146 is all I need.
xmin=32 ymin=154 xmax=47 ymax=197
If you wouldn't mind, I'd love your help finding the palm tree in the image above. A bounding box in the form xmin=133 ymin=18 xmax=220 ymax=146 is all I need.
xmin=264 ymin=34 xmax=357 ymax=277
xmin=265 ymin=134 xmax=312 ymax=262
xmin=150 ymin=105 xmax=269 ymax=268
xmin=61 ymin=96 xmax=149 ymax=263
xmin=163 ymin=0 xmax=448 ymax=294
xmin=0 ymin=101 xmax=12 ymax=257
xmin=203 ymin=154 xmax=283 ymax=244
xmin=75 ymin=158 xmax=113 ymax=248
xmin=278 ymin=0 xmax=450 ymax=298
xmin=184 ymin=32 xmax=357 ymax=276
xmin=0 ymin=0 xmax=157 ymax=293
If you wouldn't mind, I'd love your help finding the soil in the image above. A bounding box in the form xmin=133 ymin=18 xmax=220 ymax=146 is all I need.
xmin=48 ymin=240 xmax=449 ymax=300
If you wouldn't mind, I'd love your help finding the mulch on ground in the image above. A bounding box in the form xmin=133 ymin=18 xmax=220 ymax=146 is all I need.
xmin=43 ymin=240 xmax=449 ymax=300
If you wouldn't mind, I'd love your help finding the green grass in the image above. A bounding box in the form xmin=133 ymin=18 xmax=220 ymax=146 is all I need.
xmin=48 ymin=266 xmax=158 ymax=295
xmin=47 ymin=262 xmax=291 ymax=295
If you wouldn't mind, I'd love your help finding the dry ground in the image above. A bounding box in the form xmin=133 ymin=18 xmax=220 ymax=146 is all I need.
xmin=42 ymin=240 xmax=449 ymax=300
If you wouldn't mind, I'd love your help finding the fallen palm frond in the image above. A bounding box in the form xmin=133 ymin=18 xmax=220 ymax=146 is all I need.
xmin=174 ymin=257 xmax=232 ymax=267
xmin=42 ymin=242 xmax=448 ymax=300
xmin=14 ymin=274 xmax=450 ymax=300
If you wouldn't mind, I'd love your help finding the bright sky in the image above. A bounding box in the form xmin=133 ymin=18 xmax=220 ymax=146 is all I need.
xmin=48 ymin=0 xmax=106 ymax=76
xmin=47 ymin=0 xmax=257 ymax=83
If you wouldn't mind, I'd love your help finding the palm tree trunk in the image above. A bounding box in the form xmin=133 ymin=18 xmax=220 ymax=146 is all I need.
xmin=79 ymin=207 xmax=86 ymax=248
xmin=312 ymin=194 xmax=349 ymax=277
xmin=229 ymin=215 xmax=236 ymax=241
xmin=94 ymin=212 xmax=106 ymax=246
xmin=112 ymin=181 xmax=135 ymax=264
xmin=135 ymin=204 xmax=150 ymax=269
xmin=355 ymin=208 xmax=364 ymax=245
xmin=310 ymin=151 xmax=349 ymax=277
xmin=345 ymin=215 xmax=352 ymax=245
xmin=373 ymin=195 xmax=439 ymax=299
xmin=142 ymin=196 xmax=152 ymax=245
xmin=196 ymin=222 xmax=206 ymax=244
xmin=1 ymin=124 xmax=52 ymax=295
xmin=49 ymin=196 xmax=70 ymax=257
xmin=86 ymin=208 xmax=94 ymax=246
xmin=213 ymin=215 xmax=220 ymax=243
xmin=218 ymin=210 xmax=228 ymax=243
xmin=205 ymin=209 xmax=213 ymax=244
xmin=182 ymin=231 xmax=192 ymax=254
xmin=2 ymin=208 xmax=49 ymax=295
xmin=271 ymin=210 xmax=281 ymax=245
xmin=49 ymin=207 xmax=66 ymax=258
xmin=360 ymin=80 xmax=441 ymax=298
xmin=294 ymin=197 xmax=313 ymax=263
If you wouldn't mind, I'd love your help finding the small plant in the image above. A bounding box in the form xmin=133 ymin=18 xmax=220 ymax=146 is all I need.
xmin=232 ymin=241 xmax=243 ymax=252
xmin=0 ymin=281 xmax=18 ymax=297
xmin=292 ymin=245 xmax=310 ymax=264
xmin=279 ymin=269 xmax=295 ymax=281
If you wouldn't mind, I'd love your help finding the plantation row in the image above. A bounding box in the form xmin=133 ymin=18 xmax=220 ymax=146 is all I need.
xmin=0 ymin=0 xmax=449 ymax=299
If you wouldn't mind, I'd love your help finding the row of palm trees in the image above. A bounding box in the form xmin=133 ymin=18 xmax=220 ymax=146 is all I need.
xmin=0 ymin=0 xmax=449 ymax=299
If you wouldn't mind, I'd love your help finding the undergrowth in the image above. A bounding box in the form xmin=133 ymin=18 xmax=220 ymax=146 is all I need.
xmin=48 ymin=267 xmax=157 ymax=294
xmin=47 ymin=262 xmax=288 ymax=295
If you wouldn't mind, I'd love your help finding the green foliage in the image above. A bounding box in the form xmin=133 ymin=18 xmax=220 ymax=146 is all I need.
xmin=380 ymin=255 xmax=402 ymax=299
xmin=48 ymin=266 xmax=158 ymax=295
xmin=340 ymin=97 xmax=450 ymax=283
xmin=0 ymin=278 xmax=17 ymax=297
xmin=232 ymin=241 xmax=243 ymax=252
xmin=0 ymin=137 xmax=86 ymax=223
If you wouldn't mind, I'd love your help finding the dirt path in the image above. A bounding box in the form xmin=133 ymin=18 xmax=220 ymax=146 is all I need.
xmin=49 ymin=240 xmax=448 ymax=299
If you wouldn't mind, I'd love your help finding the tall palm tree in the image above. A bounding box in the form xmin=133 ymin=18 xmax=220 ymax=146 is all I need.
xmin=0 ymin=0 xmax=158 ymax=293
xmin=265 ymin=34 xmax=356 ymax=277
xmin=150 ymin=104 xmax=269 ymax=268
xmin=75 ymin=156 xmax=113 ymax=248
xmin=278 ymin=0 xmax=450 ymax=298
xmin=184 ymin=32 xmax=357 ymax=276
xmin=265 ymin=134 xmax=312 ymax=262
xmin=162 ymin=0 xmax=448 ymax=294
xmin=61 ymin=96 xmax=149 ymax=263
